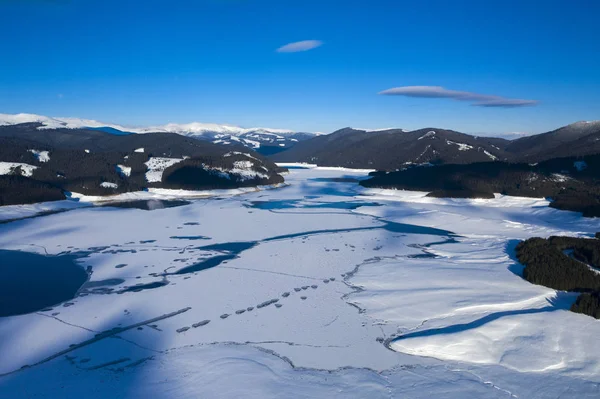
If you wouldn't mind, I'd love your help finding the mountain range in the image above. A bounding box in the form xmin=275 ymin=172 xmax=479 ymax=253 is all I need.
xmin=0 ymin=113 xmax=318 ymax=155
xmin=273 ymin=121 xmax=600 ymax=169
xmin=4 ymin=114 xmax=598 ymax=171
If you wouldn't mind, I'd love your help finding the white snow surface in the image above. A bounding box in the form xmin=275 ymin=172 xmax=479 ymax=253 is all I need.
xmin=418 ymin=130 xmax=436 ymax=140
xmin=552 ymin=173 xmax=572 ymax=182
xmin=28 ymin=149 xmax=50 ymax=162
xmin=484 ymin=149 xmax=498 ymax=160
xmin=203 ymin=161 xmax=269 ymax=181
xmin=354 ymin=127 xmax=403 ymax=132
xmin=144 ymin=157 xmax=184 ymax=183
xmin=570 ymin=120 xmax=600 ymax=128
xmin=116 ymin=164 xmax=131 ymax=177
xmin=446 ymin=139 xmax=473 ymax=151
xmin=0 ymin=162 xmax=38 ymax=177
xmin=134 ymin=147 xmax=144 ymax=153
xmin=99 ymin=182 xmax=118 ymax=189
xmin=1 ymin=168 xmax=600 ymax=398
xmin=65 ymin=184 xmax=287 ymax=203
xmin=233 ymin=160 xmax=253 ymax=169
xmin=224 ymin=151 xmax=260 ymax=161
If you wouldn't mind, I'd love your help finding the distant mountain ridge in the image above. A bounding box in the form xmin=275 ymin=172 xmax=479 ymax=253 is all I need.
xmin=273 ymin=121 xmax=600 ymax=169
xmin=272 ymin=127 xmax=511 ymax=169
xmin=505 ymin=121 xmax=600 ymax=162
xmin=0 ymin=113 xmax=318 ymax=155
xmin=0 ymin=113 xmax=297 ymax=135
xmin=3 ymin=113 xmax=600 ymax=170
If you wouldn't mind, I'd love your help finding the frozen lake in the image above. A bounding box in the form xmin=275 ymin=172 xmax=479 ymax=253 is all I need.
xmin=1 ymin=166 xmax=599 ymax=398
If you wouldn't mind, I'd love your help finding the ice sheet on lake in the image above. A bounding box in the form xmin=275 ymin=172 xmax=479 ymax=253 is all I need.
xmin=1 ymin=166 xmax=600 ymax=398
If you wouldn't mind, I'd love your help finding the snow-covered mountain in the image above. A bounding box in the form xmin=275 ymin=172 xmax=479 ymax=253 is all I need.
xmin=274 ymin=121 xmax=600 ymax=169
xmin=0 ymin=113 xmax=318 ymax=154
xmin=273 ymin=127 xmax=511 ymax=169
xmin=505 ymin=120 xmax=600 ymax=161
xmin=0 ymin=123 xmax=287 ymax=205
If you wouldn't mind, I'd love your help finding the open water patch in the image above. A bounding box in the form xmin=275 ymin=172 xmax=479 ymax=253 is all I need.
xmin=169 ymin=242 xmax=258 ymax=275
xmin=171 ymin=255 xmax=238 ymax=275
xmin=197 ymin=242 xmax=257 ymax=253
xmin=119 ymin=280 xmax=168 ymax=293
xmin=0 ymin=250 xmax=89 ymax=317
xmin=169 ymin=236 xmax=210 ymax=241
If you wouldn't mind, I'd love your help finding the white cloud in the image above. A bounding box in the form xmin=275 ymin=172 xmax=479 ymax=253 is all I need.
xmin=379 ymin=86 xmax=538 ymax=108
xmin=276 ymin=40 xmax=323 ymax=53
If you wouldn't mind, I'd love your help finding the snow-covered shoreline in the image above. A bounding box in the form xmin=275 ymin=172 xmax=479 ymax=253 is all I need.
xmin=69 ymin=183 xmax=288 ymax=202
xmin=0 ymin=183 xmax=289 ymax=222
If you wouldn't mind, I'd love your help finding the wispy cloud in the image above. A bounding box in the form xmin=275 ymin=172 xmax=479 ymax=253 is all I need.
xmin=379 ymin=86 xmax=538 ymax=108
xmin=276 ymin=40 xmax=323 ymax=53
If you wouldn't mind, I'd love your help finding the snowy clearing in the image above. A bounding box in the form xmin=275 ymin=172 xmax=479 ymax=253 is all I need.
xmin=418 ymin=131 xmax=436 ymax=140
xmin=224 ymin=151 xmax=260 ymax=161
xmin=0 ymin=162 xmax=38 ymax=177
xmin=484 ymin=149 xmax=498 ymax=160
xmin=116 ymin=164 xmax=131 ymax=177
xmin=144 ymin=157 xmax=184 ymax=183
xmin=446 ymin=140 xmax=474 ymax=151
xmin=203 ymin=162 xmax=269 ymax=181
xmin=28 ymin=149 xmax=50 ymax=162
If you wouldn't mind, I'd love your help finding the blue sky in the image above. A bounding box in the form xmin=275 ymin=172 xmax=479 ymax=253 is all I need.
xmin=1 ymin=0 xmax=599 ymax=135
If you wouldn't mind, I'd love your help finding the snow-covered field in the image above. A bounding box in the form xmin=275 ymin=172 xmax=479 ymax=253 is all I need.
xmin=1 ymin=166 xmax=599 ymax=398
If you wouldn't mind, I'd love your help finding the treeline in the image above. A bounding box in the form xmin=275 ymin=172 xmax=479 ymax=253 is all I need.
xmin=0 ymin=147 xmax=147 ymax=205
xmin=515 ymin=236 xmax=600 ymax=319
xmin=571 ymin=292 xmax=600 ymax=319
xmin=550 ymin=189 xmax=600 ymax=217
xmin=0 ymin=175 xmax=65 ymax=206
xmin=31 ymin=149 xmax=149 ymax=196
xmin=361 ymin=153 xmax=600 ymax=215
xmin=1 ymin=137 xmax=286 ymax=205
